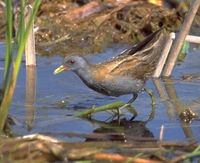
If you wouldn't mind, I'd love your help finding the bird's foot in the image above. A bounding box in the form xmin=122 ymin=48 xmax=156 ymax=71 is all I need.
xmin=114 ymin=104 xmax=130 ymax=117
xmin=126 ymin=105 xmax=138 ymax=120
xmin=117 ymin=103 xmax=138 ymax=119
xmin=118 ymin=103 xmax=131 ymax=110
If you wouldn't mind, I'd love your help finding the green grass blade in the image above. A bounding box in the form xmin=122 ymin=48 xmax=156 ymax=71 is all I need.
xmin=2 ymin=0 xmax=13 ymax=93
xmin=0 ymin=0 xmax=41 ymax=132
xmin=17 ymin=0 xmax=25 ymax=44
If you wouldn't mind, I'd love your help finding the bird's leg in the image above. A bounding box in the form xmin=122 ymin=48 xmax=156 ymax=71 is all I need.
xmin=126 ymin=94 xmax=138 ymax=120
xmin=118 ymin=93 xmax=138 ymax=111
xmin=127 ymin=105 xmax=138 ymax=121
xmin=127 ymin=93 xmax=138 ymax=104
xmin=116 ymin=94 xmax=138 ymax=118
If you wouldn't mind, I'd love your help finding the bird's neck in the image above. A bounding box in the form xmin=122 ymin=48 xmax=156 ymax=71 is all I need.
xmin=74 ymin=64 xmax=93 ymax=85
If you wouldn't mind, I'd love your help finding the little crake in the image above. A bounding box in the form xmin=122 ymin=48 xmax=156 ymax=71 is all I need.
xmin=54 ymin=29 xmax=166 ymax=103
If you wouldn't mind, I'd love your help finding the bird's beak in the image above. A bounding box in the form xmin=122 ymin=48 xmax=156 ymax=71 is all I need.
xmin=54 ymin=65 xmax=68 ymax=74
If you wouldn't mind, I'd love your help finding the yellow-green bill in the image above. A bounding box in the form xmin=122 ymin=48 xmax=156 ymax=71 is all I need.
xmin=54 ymin=65 xmax=66 ymax=74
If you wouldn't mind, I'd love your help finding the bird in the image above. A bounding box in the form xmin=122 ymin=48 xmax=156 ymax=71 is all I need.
xmin=54 ymin=29 xmax=166 ymax=106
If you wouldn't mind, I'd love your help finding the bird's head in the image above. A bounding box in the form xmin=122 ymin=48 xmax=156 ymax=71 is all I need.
xmin=54 ymin=55 xmax=89 ymax=74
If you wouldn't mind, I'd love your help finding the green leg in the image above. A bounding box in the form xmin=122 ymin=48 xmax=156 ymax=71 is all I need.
xmin=126 ymin=105 xmax=138 ymax=121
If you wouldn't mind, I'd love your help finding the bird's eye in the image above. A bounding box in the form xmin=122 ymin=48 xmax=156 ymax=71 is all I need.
xmin=70 ymin=60 xmax=75 ymax=64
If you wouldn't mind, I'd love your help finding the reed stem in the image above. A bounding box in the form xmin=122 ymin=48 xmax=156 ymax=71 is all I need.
xmin=162 ymin=0 xmax=200 ymax=77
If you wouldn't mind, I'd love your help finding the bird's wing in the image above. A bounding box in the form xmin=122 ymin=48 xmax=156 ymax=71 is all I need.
xmin=107 ymin=49 xmax=154 ymax=79
xmin=105 ymin=29 xmax=166 ymax=79
xmin=117 ymin=28 xmax=163 ymax=57
xmin=91 ymin=58 xmax=130 ymax=81
xmin=92 ymin=29 xmax=166 ymax=80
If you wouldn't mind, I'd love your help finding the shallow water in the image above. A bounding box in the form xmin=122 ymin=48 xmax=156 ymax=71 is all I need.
xmin=0 ymin=43 xmax=200 ymax=143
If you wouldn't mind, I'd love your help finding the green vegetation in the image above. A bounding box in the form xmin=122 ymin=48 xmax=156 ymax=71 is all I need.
xmin=0 ymin=0 xmax=41 ymax=133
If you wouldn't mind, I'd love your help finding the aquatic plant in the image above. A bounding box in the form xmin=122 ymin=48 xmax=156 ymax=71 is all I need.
xmin=0 ymin=0 xmax=41 ymax=133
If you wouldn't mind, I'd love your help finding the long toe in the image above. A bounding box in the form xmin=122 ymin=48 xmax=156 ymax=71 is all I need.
xmin=118 ymin=103 xmax=131 ymax=110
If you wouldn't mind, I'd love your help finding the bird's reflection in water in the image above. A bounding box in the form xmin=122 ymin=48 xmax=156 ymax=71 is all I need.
xmin=85 ymin=118 xmax=154 ymax=142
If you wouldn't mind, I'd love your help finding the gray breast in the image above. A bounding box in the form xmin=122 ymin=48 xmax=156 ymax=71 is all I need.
xmin=75 ymin=65 xmax=145 ymax=96
xmin=87 ymin=76 xmax=145 ymax=96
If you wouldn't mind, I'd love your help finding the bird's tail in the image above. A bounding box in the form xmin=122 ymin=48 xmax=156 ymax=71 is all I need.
xmin=118 ymin=28 xmax=168 ymax=67
xmin=129 ymin=30 xmax=169 ymax=72
xmin=126 ymin=28 xmax=169 ymax=78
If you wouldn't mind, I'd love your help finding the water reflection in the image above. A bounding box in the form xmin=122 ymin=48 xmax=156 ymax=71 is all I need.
xmin=85 ymin=118 xmax=154 ymax=142
xmin=153 ymin=78 xmax=198 ymax=142
xmin=25 ymin=66 xmax=36 ymax=131
xmin=6 ymin=53 xmax=198 ymax=143
xmin=22 ymin=73 xmax=199 ymax=142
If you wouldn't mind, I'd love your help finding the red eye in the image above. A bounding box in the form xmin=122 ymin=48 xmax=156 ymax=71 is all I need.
xmin=70 ymin=60 xmax=75 ymax=64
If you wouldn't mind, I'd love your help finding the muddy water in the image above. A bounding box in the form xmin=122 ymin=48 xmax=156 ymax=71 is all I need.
xmin=0 ymin=43 xmax=200 ymax=142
